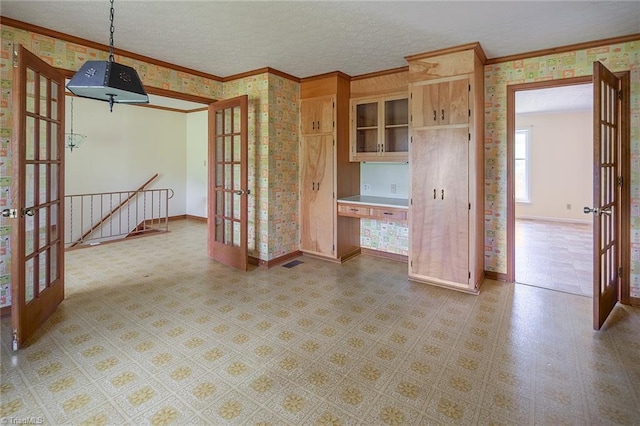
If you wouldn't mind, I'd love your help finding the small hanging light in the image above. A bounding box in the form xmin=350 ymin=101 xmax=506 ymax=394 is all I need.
xmin=65 ymin=97 xmax=87 ymax=152
xmin=66 ymin=0 xmax=148 ymax=112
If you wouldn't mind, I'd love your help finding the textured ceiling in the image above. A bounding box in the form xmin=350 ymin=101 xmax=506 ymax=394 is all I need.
xmin=2 ymin=1 xmax=639 ymax=79
xmin=516 ymin=84 xmax=593 ymax=114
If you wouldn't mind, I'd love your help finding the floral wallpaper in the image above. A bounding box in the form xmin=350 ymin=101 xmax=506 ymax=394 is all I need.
xmin=484 ymin=40 xmax=640 ymax=297
xmin=267 ymin=74 xmax=299 ymax=260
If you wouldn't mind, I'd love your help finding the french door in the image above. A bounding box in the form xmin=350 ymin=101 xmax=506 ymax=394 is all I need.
xmin=207 ymin=95 xmax=249 ymax=270
xmin=591 ymin=61 xmax=622 ymax=330
xmin=7 ymin=45 xmax=65 ymax=349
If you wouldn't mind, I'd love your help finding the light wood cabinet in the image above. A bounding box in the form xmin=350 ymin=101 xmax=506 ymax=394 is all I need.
xmin=350 ymin=94 xmax=409 ymax=162
xmin=411 ymin=78 xmax=469 ymax=127
xmin=407 ymin=43 xmax=485 ymax=293
xmin=301 ymin=96 xmax=334 ymax=135
xmin=299 ymin=73 xmax=360 ymax=261
xmin=410 ymin=128 xmax=468 ymax=284
xmin=300 ymin=134 xmax=334 ymax=255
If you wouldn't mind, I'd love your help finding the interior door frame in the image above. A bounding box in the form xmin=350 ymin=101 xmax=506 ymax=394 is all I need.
xmin=506 ymin=73 xmax=631 ymax=304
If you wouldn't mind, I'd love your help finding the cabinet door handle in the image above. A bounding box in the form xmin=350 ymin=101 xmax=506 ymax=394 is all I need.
xmin=433 ymin=110 xmax=436 ymax=122
xmin=312 ymin=182 xmax=315 ymax=190
xmin=441 ymin=109 xmax=445 ymax=121
xmin=317 ymin=182 xmax=320 ymax=191
xmin=350 ymin=208 xmax=359 ymax=212
xmin=433 ymin=189 xmax=436 ymax=199
xmin=383 ymin=212 xmax=393 ymax=215
xmin=312 ymin=121 xmax=315 ymax=130
xmin=318 ymin=121 xmax=320 ymax=129
xmin=441 ymin=189 xmax=445 ymax=200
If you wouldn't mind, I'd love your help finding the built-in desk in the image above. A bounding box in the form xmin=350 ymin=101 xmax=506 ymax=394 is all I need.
xmin=337 ymin=196 xmax=408 ymax=222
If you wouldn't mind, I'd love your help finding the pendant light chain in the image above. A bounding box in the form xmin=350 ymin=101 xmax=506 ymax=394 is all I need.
xmin=108 ymin=0 xmax=115 ymax=63
xmin=70 ymin=97 xmax=74 ymax=135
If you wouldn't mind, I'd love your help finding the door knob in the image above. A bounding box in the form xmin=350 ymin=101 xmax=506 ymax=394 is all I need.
xmin=2 ymin=208 xmax=17 ymax=218
xmin=584 ymin=206 xmax=611 ymax=216
xmin=234 ymin=190 xmax=251 ymax=196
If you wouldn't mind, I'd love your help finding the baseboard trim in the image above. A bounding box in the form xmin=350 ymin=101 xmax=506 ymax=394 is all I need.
xmin=516 ymin=215 xmax=591 ymax=225
xmin=339 ymin=247 xmax=361 ymax=263
xmin=248 ymin=250 xmax=303 ymax=269
xmin=167 ymin=215 xmax=207 ymax=222
xmin=484 ymin=271 xmax=508 ymax=282
xmin=361 ymin=248 xmax=408 ymax=263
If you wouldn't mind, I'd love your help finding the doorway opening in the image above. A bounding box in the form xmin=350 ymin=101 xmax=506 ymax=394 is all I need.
xmin=513 ymin=82 xmax=594 ymax=297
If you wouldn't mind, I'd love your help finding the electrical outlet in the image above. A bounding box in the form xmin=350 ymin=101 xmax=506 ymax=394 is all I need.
xmin=390 ymin=184 xmax=397 ymax=194
xmin=566 ymin=203 xmax=572 ymax=210
xmin=363 ymin=184 xmax=371 ymax=191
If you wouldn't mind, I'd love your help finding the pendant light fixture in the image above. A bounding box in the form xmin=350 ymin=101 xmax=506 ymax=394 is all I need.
xmin=66 ymin=0 xmax=148 ymax=112
xmin=65 ymin=97 xmax=87 ymax=152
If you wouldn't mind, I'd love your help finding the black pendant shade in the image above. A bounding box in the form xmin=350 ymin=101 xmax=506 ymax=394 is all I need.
xmin=67 ymin=60 xmax=148 ymax=108
xmin=66 ymin=0 xmax=148 ymax=111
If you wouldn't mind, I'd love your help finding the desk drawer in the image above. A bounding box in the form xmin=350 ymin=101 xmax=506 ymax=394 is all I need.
xmin=369 ymin=206 xmax=407 ymax=221
xmin=338 ymin=204 xmax=370 ymax=218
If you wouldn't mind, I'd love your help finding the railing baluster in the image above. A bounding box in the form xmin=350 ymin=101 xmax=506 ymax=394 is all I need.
xmin=64 ymin=187 xmax=171 ymax=248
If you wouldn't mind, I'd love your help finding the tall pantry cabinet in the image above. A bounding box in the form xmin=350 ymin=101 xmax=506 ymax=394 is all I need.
xmin=407 ymin=43 xmax=485 ymax=293
xmin=299 ymin=73 xmax=361 ymax=261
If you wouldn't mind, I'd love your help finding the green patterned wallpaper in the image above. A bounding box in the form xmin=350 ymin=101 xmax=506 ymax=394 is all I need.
xmin=484 ymin=40 xmax=640 ymax=297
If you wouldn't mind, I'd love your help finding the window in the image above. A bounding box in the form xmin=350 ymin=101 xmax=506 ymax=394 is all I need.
xmin=515 ymin=129 xmax=531 ymax=203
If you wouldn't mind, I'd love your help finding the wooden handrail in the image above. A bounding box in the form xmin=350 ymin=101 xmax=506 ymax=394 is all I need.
xmin=68 ymin=173 xmax=159 ymax=248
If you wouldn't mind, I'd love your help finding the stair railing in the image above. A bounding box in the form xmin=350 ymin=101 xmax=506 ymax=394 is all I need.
xmin=65 ymin=174 xmax=174 ymax=248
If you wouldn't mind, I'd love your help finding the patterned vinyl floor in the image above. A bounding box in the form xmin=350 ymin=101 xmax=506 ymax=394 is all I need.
xmin=1 ymin=219 xmax=639 ymax=425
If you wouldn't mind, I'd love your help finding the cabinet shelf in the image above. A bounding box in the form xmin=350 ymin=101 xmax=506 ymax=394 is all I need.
xmin=350 ymin=94 xmax=408 ymax=163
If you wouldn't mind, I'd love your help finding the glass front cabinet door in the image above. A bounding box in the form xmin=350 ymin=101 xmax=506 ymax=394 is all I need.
xmin=350 ymin=94 xmax=408 ymax=162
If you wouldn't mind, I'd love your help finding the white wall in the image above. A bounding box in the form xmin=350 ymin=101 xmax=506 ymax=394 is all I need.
xmin=515 ymin=110 xmax=592 ymax=222
xmin=185 ymin=110 xmax=208 ymax=218
xmin=64 ymin=97 xmax=187 ymax=216
xmin=360 ymin=162 xmax=409 ymax=199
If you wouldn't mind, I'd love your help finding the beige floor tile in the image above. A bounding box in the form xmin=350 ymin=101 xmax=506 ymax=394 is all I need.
xmin=1 ymin=219 xmax=638 ymax=425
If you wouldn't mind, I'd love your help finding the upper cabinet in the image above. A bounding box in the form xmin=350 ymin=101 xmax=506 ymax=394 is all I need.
xmin=350 ymin=94 xmax=409 ymax=162
xmin=411 ymin=78 xmax=469 ymax=127
xmin=301 ymin=96 xmax=334 ymax=135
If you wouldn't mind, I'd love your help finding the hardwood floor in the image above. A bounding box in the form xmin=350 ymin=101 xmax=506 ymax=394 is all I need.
xmin=515 ymin=218 xmax=593 ymax=297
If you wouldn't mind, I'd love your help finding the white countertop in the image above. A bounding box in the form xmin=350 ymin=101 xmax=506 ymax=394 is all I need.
xmin=338 ymin=195 xmax=409 ymax=209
